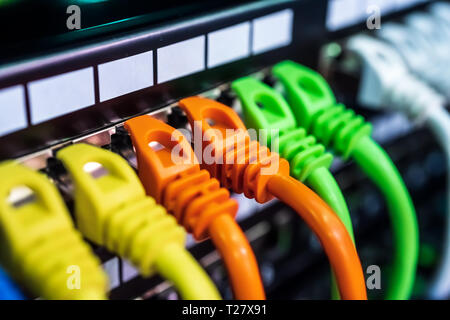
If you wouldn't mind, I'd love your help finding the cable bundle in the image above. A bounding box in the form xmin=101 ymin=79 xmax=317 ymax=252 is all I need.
xmin=273 ymin=60 xmax=419 ymax=300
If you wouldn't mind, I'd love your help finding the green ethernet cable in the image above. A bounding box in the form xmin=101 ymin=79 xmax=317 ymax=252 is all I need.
xmin=232 ymin=76 xmax=355 ymax=300
xmin=272 ymin=61 xmax=419 ymax=300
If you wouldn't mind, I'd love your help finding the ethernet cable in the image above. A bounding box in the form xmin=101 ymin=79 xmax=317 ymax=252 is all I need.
xmin=178 ymin=97 xmax=367 ymax=300
xmin=404 ymin=12 xmax=450 ymax=67
xmin=0 ymin=267 xmax=24 ymax=300
xmin=376 ymin=21 xmax=450 ymax=101
xmin=403 ymin=9 xmax=450 ymax=101
xmin=346 ymin=35 xmax=450 ymax=300
xmin=0 ymin=161 xmax=108 ymax=300
xmin=56 ymin=143 xmax=221 ymax=300
xmin=272 ymin=60 xmax=419 ymax=300
xmin=231 ymin=76 xmax=355 ymax=300
xmin=124 ymin=116 xmax=265 ymax=300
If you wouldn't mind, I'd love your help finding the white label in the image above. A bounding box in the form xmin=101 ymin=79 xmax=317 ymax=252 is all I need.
xmin=207 ymin=22 xmax=251 ymax=68
xmin=157 ymin=36 xmax=205 ymax=83
xmin=29 ymin=68 xmax=95 ymax=124
xmin=327 ymin=0 xmax=430 ymax=31
xmin=327 ymin=0 xmax=366 ymax=31
xmin=99 ymin=51 xmax=153 ymax=102
xmin=252 ymin=9 xmax=294 ymax=54
xmin=0 ymin=85 xmax=27 ymax=136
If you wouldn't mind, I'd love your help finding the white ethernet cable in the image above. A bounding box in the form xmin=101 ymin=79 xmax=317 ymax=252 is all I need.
xmin=346 ymin=34 xmax=450 ymax=300
xmin=404 ymin=12 xmax=450 ymax=67
xmin=376 ymin=21 xmax=450 ymax=101
xmin=404 ymin=8 xmax=450 ymax=97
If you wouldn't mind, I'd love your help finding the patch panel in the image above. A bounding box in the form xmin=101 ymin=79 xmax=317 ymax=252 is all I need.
xmin=0 ymin=0 xmax=448 ymax=304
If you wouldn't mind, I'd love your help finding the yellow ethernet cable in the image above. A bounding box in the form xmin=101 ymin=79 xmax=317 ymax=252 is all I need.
xmin=56 ymin=143 xmax=221 ymax=300
xmin=0 ymin=161 xmax=108 ymax=300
